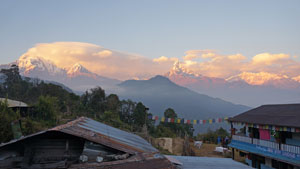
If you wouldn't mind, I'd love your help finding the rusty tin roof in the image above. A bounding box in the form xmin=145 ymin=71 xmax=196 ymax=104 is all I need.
xmin=0 ymin=117 xmax=157 ymax=154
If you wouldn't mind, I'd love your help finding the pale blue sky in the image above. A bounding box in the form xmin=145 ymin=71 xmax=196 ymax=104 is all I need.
xmin=1 ymin=0 xmax=300 ymax=64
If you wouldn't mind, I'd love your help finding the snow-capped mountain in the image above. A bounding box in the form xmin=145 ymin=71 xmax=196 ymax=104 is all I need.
xmin=293 ymin=76 xmax=300 ymax=83
xmin=165 ymin=61 xmax=227 ymax=88
xmin=1 ymin=55 xmax=121 ymax=92
xmin=226 ymin=72 xmax=300 ymax=89
xmin=165 ymin=62 xmax=300 ymax=107
xmin=18 ymin=55 xmax=66 ymax=77
xmin=66 ymin=63 xmax=97 ymax=78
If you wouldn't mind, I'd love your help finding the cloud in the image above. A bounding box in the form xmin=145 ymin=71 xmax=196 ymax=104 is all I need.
xmin=179 ymin=50 xmax=300 ymax=79
xmin=153 ymin=56 xmax=178 ymax=63
xmin=252 ymin=53 xmax=290 ymax=65
xmin=19 ymin=42 xmax=300 ymax=81
xmin=93 ymin=50 xmax=112 ymax=58
xmin=183 ymin=49 xmax=216 ymax=60
xmin=19 ymin=42 xmax=172 ymax=80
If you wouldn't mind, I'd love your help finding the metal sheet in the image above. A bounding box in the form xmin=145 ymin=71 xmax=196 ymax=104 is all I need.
xmin=0 ymin=117 xmax=157 ymax=154
xmin=75 ymin=118 xmax=157 ymax=153
xmin=0 ymin=98 xmax=28 ymax=108
xmin=166 ymin=156 xmax=253 ymax=169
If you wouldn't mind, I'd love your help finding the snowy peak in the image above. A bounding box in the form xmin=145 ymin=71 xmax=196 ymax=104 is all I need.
xmin=226 ymin=72 xmax=300 ymax=89
xmin=166 ymin=61 xmax=200 ymax=78
xmin=165 ymin=61 xmax=226 ymax=87
xmin=293 ymin=75 xmax=300 ymax=83
xmin=65 ymin=63 xmax=103 ymax=80
xmin=66 ymin=63 xmax=91 ymax=76
xmin=17 ymin=55 xmax=65 ymax=76
xmin=226 ymin=72 xmax=288 ymax=84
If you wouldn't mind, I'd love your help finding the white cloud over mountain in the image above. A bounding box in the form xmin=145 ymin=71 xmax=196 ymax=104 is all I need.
xmin=18 ymin=42 xmax=300 ymax=84
xmin=159 ymin=50 xmax=300 ymax=81
xmin=19 ymin=42 xmax=171 ymax=80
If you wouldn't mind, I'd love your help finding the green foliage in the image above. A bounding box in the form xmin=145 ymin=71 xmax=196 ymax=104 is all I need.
xmin=150 ymin=108 xmax=194 ymax=138
xmin=21 ymin=117 xmax=46 ymax=136
xmin=150 ymin=125 xmax=176 ymax=138
xmin=80 ymin=87 xmax=106 ymax=118
xmin=100 ymin=111 xmax=131 ymax=131
xmin=34 ymin=96 xmax=59 ymax=125
xmin=0 ymin=65 xmax=192 ymax=143
xmin=0 ymin=99 xmax=19 ymax=143
xmin=164 ymin=108 xmax=177 ymax=119
xmin=119 ymin=99 xmax=135 ymax=124
xmin=196 ymin=127 xmax=229 ymax=144
xmin=106 ymin=94 xmax=120 ymax=113
xmin=131 ymin=102 xmax=154 ymax=131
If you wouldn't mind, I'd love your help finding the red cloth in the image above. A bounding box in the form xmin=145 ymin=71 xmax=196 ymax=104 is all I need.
xmin=259 ymin=129 xmax=270 ymax=140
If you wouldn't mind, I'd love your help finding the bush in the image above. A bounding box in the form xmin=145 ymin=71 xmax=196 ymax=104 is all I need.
xmin=197 ymin=127 xmax=229 ymax=144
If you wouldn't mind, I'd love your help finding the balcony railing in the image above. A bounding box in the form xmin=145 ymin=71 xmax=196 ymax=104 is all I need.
xmin=281 ymin=143 xmax=300 ymax=154
xmin=232 ymin=135 xmax=300 ymax=155
xmin=253 ymin=138 xmax=279 ymax=150
xmin=232 ymin=135 xmax=252 ymax=144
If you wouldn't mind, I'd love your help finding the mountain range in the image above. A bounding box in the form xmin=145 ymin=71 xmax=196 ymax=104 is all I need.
xmin=1 ymin=55 xmax=300 ymax=108
xmin=165 ymin=61 xmax=300 ymax=107
xmin=0 ymin=55 xmax=121 ymax=93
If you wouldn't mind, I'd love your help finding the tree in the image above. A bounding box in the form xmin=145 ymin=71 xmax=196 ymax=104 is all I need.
xmin=106 ymin=94 xmax=120 ymax=113
xmin=131 ymin=102 xmax=154 ymax=131
xmin=132 ymin=102 xmax=147 ymax=129
xmin=119 ymin=99 xmax=136 ymax=124
xmin=0 ymin=99 xmax=19 ymax=143
xmin=0 ymin=64 xmax=21 ymax=84
xmin=35 ymin=96 xmax=59 ymax=125
xmin=164 ymin=108 xmax=177 ymax=119
xmin=81 ymin=86 xmax=106 ymax=118
xmin=196 ymin=127 xmax=229 ymax=144
xmin=154 ymin=108 xmax=194 ymax=138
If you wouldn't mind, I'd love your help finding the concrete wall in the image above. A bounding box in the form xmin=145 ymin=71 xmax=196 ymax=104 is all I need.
xmin=152 ymin=137 xmax=185 ymax=155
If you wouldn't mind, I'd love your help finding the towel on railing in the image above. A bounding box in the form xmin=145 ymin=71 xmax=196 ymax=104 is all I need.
xmin=259 ymin=129 xmax=270 ymax=140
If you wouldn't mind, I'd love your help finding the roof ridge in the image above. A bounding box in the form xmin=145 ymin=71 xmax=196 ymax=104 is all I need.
xmin=50 ymin=116 xmax=87 ymax=131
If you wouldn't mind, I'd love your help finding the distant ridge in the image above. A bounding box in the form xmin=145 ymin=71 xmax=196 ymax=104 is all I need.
xmin=117 ymin=75 xmax=250 ymax=119
xmin=165 ymin=61 xmax=300 ymax=107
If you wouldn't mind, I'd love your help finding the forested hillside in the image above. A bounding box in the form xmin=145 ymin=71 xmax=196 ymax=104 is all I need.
xmin=0 ymin=65 xmax=193 ymax=143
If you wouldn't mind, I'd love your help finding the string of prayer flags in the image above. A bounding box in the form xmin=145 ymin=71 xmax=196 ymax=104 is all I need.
xmin=150 ymin=116 xmax=229 ymax=125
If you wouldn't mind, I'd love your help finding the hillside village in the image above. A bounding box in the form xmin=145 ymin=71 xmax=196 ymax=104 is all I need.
xmin=1 ymin=1 xmax=300 ymax=168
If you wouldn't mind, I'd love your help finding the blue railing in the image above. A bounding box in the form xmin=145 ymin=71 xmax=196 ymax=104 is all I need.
xmin=232 ymin=135 xmax=300 ymax=155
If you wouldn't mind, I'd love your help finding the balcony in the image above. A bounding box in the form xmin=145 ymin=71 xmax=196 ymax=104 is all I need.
xmin=229 ymin=135 xmax=300 ymax=166
xmin=232 ymin=135 xmax=300 ymax=154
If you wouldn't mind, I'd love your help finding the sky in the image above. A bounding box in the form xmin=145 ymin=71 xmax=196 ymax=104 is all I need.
xmin=1 ymin=0 xmax=300 ymax=62
xmin=1 ymin=0 xmax=300 ymax=80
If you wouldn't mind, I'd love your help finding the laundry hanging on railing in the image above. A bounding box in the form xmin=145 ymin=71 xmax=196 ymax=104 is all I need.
xmin=148 ymin=115 xmax=229 ymax=125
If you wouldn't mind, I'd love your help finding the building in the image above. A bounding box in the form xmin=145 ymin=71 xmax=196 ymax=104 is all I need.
xmin=0 ymin=98 xmax=30 ymax=116
xmin=0 ymin=117 xmax=175 ymax=169
xmin=229 ymin=104 xmax=300 ymax=169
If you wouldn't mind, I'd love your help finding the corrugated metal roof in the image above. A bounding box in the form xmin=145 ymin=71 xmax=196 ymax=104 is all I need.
xmin=166 ymin=156 xmax=253 ymax=169
xmin=0 ymin=117 xmax=157 ymax=154
xmin=0 ymin=98 xmax=28 ymax=108
xmin=229 ymin=104 xmax=300 ymax=128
